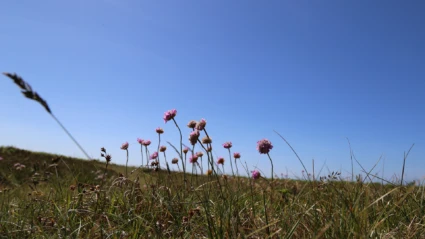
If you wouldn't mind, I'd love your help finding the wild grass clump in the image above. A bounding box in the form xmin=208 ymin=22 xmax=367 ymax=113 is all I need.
xmin=0 ymin=72 xmax=424 ymax=238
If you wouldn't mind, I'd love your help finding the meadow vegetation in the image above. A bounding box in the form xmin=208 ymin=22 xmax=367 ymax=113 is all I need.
xmin=1 ymin=72 xmax=424 ymax=238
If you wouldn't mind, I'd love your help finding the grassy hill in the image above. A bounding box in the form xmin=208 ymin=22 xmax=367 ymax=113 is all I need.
xmin=0 ymin=146 xmax=424 ymax=238
xmin=0 ymin=146 xmax=131 ymax=190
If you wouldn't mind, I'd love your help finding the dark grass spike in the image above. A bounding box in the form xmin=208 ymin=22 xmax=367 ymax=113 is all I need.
xmin=3 ymin=72 xmax=92 ymax=160
xmin=3 ymin=72 xmax=52 ymax=114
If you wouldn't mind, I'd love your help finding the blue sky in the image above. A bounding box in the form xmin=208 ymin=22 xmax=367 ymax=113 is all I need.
xmin=1 ymin=0 xmax=424 ymax=182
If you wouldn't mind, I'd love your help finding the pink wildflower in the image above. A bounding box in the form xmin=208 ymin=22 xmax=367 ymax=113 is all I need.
xmin=251 ymin=170 xmax=261 ymax=180
xmin=142 ymin=140 xmax=151 ymax=146
xmin=189 ymin=130 xmax=200 ymax=145
xmin=256 ymin=139 xmax=273 ymax=154
xmin=233 ymin=152 xmax=241 ymax=159
xmin=163 ymin=109 xmax=177 ymax=123
xmin=217 ymin=157 xmax=225 ymax=165
xmin=222 ymin=142 xmax=232 ymax=149
xmin=156 ymin=127 xmax=164 ymax=134
xmin=159 ymin=145 xmax=167 ymax=152
xmin=187 ymin=120 xmax=197 ymax=129
xmin=183 ymin=147 xmax=189 ymax=154
xmin=189 ymin=155 xmax=198 ymax=163
xmin=196 ymin=118 xmax=207 ymax=131
xmin=196 ymin=151 xmax=203 ymax=157
xmin=150 ymin=152 xmax=158 ymax=160
xmin=121 ymin=142 xmax=129 ymax=150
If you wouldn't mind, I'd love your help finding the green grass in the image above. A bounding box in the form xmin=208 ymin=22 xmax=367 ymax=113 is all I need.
xmin=0 ymin=146 xmax=424 ymax=238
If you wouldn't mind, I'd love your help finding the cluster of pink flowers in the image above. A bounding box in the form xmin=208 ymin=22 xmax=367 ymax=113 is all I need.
xmin=119 ymin=109 xmax=277 ymax=180
xmin=256 ymin=139 xmax=273 ymax=154
xmin=163 ymin=109 xmax=177 ymax=123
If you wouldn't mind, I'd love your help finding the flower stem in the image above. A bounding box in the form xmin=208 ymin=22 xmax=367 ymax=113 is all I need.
xmin=267 ymin=153 xmax=274 ymax=182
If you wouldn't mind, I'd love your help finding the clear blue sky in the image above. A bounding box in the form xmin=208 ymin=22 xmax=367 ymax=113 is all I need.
xmin=1 ymin=0 xmax=424 ymax=182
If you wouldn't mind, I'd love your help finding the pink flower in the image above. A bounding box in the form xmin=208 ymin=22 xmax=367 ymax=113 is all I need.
xmin=196 ymin=118 xmax=207 ymax=130
xmin=163 ymin=109 xmax=177 ymax=123
xmin=142 ymin=140 xmax=151 ymax=146
xmin=251 ymin=170 xmax=261 ymax=180
xmin=156 ymin=127 xmax=164 ymax=134
xmin=233 ymin=152 xmax=241 ymax=159
xmin=150 ymin=152 xmax=158 ymax=160
xmin=159 ymin=146 xmax=167 ymax=152
xmin=189 ymin=155 xmax=198 ymax=163
xmin=137 ymin=138 xmax=143 ymax=144
xmin=256 ymin=139 xmax=273 ymax=154
xmin=183 ymin=147 xmax=189 ymax=154
xmin=217 ymin=157 xmax=225 ymax=165
xmin=222 ymin=142 xmax=232 ymax=149
xmin=189 ymin=130 xmax=200 ymax=145
xmin=121 ymin=142 xmax=129 ymax=150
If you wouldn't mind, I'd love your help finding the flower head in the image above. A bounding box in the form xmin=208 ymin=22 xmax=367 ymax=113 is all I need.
xmin=256 ymin=139 xmax=273 ymax=154
xmin=142 ymin=140 xmax=151 ymax=146
xmin=121 ymin=142 xmax=129 ymax=150
xmin=196 ymin=118 xmax=207 ymax=131
xmin=183 ymin=147 xmax=189 ymax=154
xmin=105 ymin=154 xmax=112 ymax=162
xmin=150 ymin=152 xmax=158 ymax=160
xmin=171 ymin=158 xmax=179 ymax=164
xmin=159 ymin=145 xmax=167 ymax=152
xmin=217 ymin=157 xmax=225 ymax=165
xmin=201 ymin=136 xmax=212 ymax=144
xmin=187 ymin=120 xmax=197 ymax=129
xmin=196 ymin=151 xmax=203 ymax=157
xmin=163 ymin=109 xmax=177 ymax=123
xmin=189 ymin=155 xmax=198 ymax=163
xmin=222 ymin=142 xmax=232 ymax=149
xmin=206 ymin=169 xmax=213 ymax=176
xmin=156 ymin=127 xmax=164 ymax=134
xmin=206 ymin=146 xmax=213 ymax=152
xmin=233 ymin=152 xmax=241 ymax=159
xmin=251 ymin=170 xmax=261 ymax=179
xmin=137 ymin=138 xmax=143 ymax=144
xmin=189 ymin=130 xmax=200 ymax=145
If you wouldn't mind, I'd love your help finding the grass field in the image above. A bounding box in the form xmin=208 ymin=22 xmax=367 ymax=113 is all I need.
xmin=0 ymin=145 xmax=424 ymax=238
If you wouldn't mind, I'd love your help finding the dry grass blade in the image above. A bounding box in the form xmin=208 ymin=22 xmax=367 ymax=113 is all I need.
xmin=3 ymin=72 xmax=92 ymax=160
xmin=3 ymin=72 xmax=52 ymax=114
